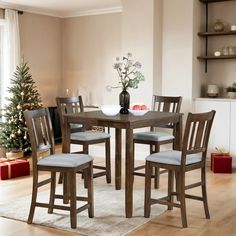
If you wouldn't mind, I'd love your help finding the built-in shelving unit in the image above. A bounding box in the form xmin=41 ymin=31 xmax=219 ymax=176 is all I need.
xmin=198 ymin=0 xmax=236 ymax=72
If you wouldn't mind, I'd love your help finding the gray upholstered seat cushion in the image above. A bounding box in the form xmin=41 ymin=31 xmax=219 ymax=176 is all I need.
xmin=38 ymin=153 xmax=93 ymax=167
xmin=146 ymin=150 xmax=202 ymax=165
xmin=71 ymin=131 xmax=110 ymax=141
xmin=133 ymin=131 xmax=174 ymax=142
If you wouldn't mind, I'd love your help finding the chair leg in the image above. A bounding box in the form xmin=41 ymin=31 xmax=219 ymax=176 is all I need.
xmin=48 ymin=171 xmax=56 ymax=214
xmin=175 ymin=171 xmax=180 ymax=201
xmin=69 ymin=171 xmax=77 ymax=229
xmin=82 ymin=144 xmax=89 ymax=183
xmin=83 ymin=144 xmax=89 ymax=154
xmin=27 ymin=173 xmax=38 ymax=224
xmin=63 ymin=172 xmax=69 ymax=204
xmin=87 ymin=162 xmax=94 ymax=218
xmin=179 ymin=172 xmax=187 ymax=228
xmin=58 ymin=172 xmax=63 ymax=184
xmin=144 ymin=161 xmax=152 ymax=218
xmin=105 ymin=139 xmax=111 ymax=184
xmin=153 ymin=144 xmax=160 ymax=189
xmin=201 ymin=167 xmax=210 ymax=219
xmin=167 ymin=170 xmax=174 ymax=210
xmin=154 ymin=167 xmax=160 ymax=189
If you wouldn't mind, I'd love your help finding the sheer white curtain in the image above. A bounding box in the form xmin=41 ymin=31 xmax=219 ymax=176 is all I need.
xmin=1 ymin=9 xmax=20 ymax=109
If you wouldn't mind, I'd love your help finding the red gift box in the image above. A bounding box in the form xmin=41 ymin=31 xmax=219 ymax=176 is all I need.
xmin=211 ymin=153 xmax=232 ymax=173
xmin=0 ymin=159 xmax=30 ymax=180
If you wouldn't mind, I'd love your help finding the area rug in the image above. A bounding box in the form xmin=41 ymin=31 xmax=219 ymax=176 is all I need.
xmin=0 ymin=183 xmax=166 ymax=235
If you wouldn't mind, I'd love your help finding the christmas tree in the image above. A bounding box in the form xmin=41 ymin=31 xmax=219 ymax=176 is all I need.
xmin=0 ymin=62 xmax=42 ymax=153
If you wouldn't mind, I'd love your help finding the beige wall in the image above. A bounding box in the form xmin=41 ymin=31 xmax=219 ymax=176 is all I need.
xmin=193 ymin=0 xmax=205 ymax=99
xmin=62 ymin=13 xmax=121 ymax=106
xmin=153 ymin=0 xmax=163 ymax=96
xmin=18 ymin=0 xmax=232 ymax=110
xmin=162 ymin=0 xmax=194 ymax=113
xmin=19 ymin=12 xmax=62 ymax=107
xmin=121 ymin=0 xmax=154 ymax=107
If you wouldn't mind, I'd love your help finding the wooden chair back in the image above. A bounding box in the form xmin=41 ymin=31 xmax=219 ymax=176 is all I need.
xmin=56 ymin=96 xmax=84 ymax=132
xmin=151 ymin=95 xmax=182 ymax=130
xmin=24 ymin=108 xmax=55 ymax=168
xmin=181 ymin=110 xmax=215 ymax=166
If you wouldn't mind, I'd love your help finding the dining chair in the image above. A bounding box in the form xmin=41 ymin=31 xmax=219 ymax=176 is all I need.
xmin=144 ymin=110 xmax=215 ymax=228
xmin=133 ymin=95 xmax=182 ymax=188
xmin=24 ymin=108 xmax=94 ymax=229
xmin=56 ymin=96 xmax=111 ymax=183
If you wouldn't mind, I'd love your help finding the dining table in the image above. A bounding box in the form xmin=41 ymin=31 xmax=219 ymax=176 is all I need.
xmin=61 ymin=110 xmax=182 ymax=218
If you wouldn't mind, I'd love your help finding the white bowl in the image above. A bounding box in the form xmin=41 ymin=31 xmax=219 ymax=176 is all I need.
xmin=128 ymin=109 xmax=148 ymax=116
xmin=101 ymin=105 xmax=121 ymax=116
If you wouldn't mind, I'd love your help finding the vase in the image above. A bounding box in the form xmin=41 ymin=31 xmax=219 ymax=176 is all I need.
xmin=213 ymin=19 xmax=225 ymax=32
xmin=119 ymin=89 xmax=130 ymax=114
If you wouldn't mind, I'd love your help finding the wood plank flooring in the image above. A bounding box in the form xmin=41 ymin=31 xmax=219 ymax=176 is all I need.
xmin=0 ymin=145 xmax=236 ymax=236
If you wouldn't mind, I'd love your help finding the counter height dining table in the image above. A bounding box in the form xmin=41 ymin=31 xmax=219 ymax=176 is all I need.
xmin=61 ymin=110 xmax=182 ymax=218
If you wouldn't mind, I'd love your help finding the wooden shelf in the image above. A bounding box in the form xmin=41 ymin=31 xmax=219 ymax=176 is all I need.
xmin=197 ymin=55 xmax=236 ymax=60
xmin=198 ymin=31 xmax=236 ymax=36
xmin=200 ymin=0 xmax=235 ymax=3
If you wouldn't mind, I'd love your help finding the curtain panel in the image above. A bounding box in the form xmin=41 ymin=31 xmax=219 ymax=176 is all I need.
xmin=1 ymin=9 xmax=20 ymax=109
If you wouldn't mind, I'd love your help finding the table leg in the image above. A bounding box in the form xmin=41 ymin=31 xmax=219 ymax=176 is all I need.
xmin=125 ymin=128 xmax=134 ymax=218
xmin=115 ymin=128 xmax=122 ymax=190
xmin=62 ymin=119 xmax=71 ymax=154
xmin=173 ymin=115 xmax=182 ymax=150
xmin=61 ymin=119 xmax=71 ymax=203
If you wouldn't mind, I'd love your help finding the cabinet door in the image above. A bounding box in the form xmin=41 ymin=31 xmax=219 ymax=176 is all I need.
xmin=195 ymin=100 xmax=230 ymax=156
xmin=230 ymin=101 xmax=236 ymax=159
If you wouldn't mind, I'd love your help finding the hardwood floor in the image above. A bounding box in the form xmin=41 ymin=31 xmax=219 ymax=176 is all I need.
xmin=0 ymin=145 xmax=236 ymax=236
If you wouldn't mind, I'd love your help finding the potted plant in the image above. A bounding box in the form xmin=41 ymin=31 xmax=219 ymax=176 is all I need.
xmin=108 ymin=53 xmax=145 ymax=114
xmin=226 ymin=82 xmax=236 ymax=99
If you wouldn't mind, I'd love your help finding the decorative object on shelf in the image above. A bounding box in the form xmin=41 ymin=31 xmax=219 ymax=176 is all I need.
xmin=111 ymin=53 xmax=145 ymax=114
xmin=230 ymin=24 xmax=236 ymax=31
xmin=213 ymin=19 xmax=225 ymax=32
xmin=226 ymin=82 xmax=236 ymax=98
xmin=207 ymin=84 xmax=219 ymax=98
xmin=228 ymin=46 xmax=235 ymax=55
xmin=214 ymin=51 xmax=221 ymax=57
xmin=222 ymin=46 xmax=229 ymax=56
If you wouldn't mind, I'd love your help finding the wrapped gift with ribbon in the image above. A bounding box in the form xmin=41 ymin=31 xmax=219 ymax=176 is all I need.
xmin=0 ymin=158 xmax=30 ymax=180
xmin=211 ymin=148 xmax=232 ymax=173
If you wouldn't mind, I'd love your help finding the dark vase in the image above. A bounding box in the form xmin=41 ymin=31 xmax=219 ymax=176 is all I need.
xmin=119 ymin=89 xmax=130 ymax=114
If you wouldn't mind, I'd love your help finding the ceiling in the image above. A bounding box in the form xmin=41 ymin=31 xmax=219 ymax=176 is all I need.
xmin=0 ymin=0 xmax=122 ymax=18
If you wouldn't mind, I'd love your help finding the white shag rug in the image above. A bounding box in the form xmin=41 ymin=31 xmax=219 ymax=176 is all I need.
xmin=0 ymin=184 xmax=166 ymax=235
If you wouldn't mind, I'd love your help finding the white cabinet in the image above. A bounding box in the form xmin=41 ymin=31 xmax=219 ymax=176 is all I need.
xmin=230 ymin=101 xmax=236 ymax=157
xmin=194 ymin=98 xmax=233 ymax=159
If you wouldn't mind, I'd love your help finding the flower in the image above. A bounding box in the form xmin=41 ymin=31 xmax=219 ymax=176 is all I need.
xmin=113 ymin=53 xmax=145 ymax=90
